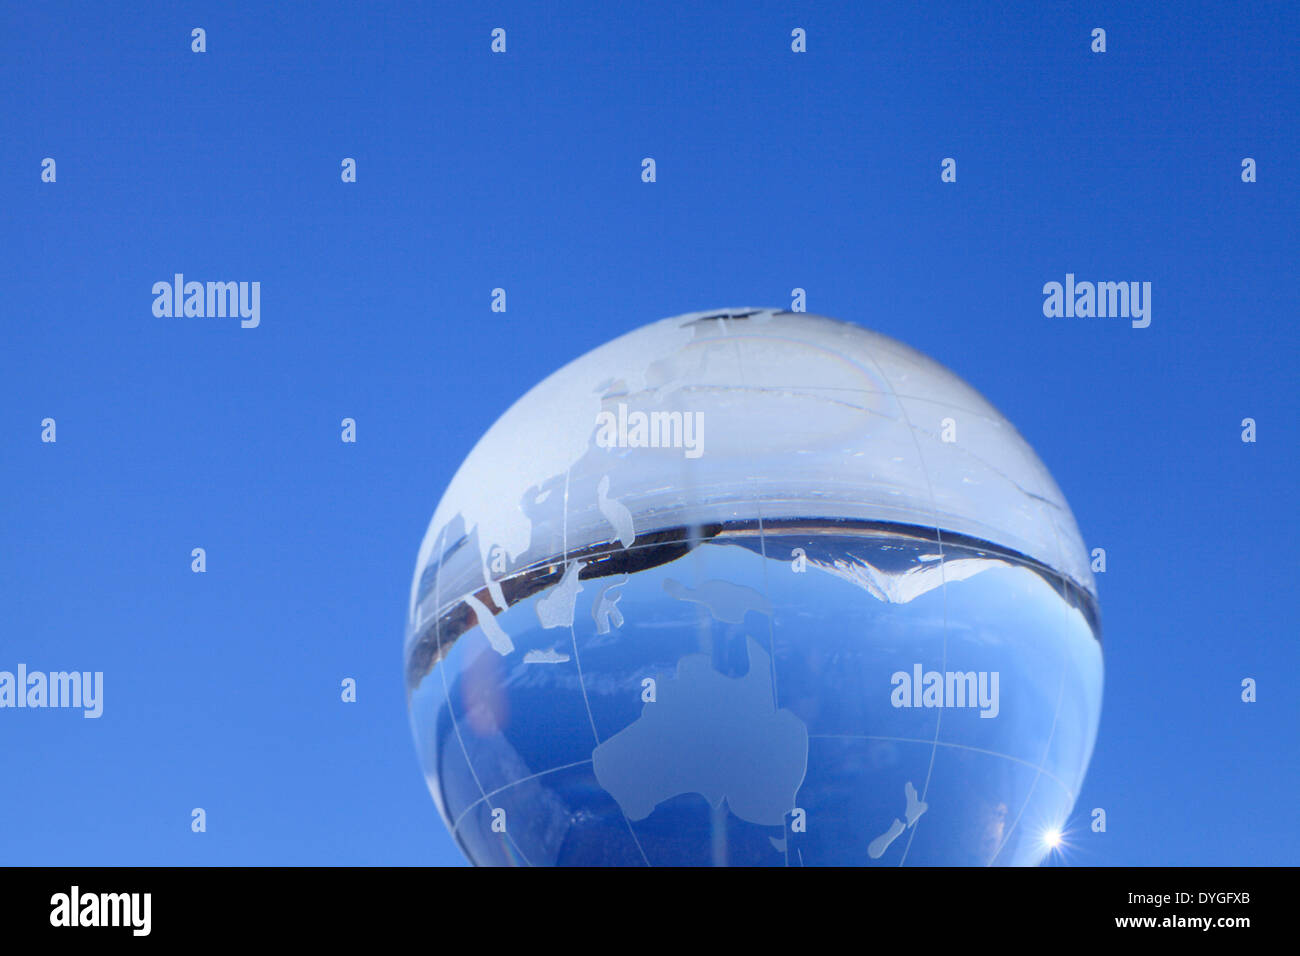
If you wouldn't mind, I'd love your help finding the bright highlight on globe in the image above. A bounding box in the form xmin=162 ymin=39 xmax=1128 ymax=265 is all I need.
xmin=405 ymin=309 xmax=1103 ymax=866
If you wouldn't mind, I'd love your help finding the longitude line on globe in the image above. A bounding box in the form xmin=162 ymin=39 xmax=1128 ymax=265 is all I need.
xmin=988 ymin=657 xmax=1069 ymax=864
xmin=850 ymin=366 xmax=952 ymax=868
xmin=727 ymin=323 xmax=793 ymax=868
xmin=435 ymin=522 xmax=534 ymax=866
xmin=987 ymin=489 xmax=1077 ymax=865
xmin=561 ymin=464 xmax=653 ymax=866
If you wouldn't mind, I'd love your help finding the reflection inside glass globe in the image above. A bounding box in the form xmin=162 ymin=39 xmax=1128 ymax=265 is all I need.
xmin=405 ymin=309 xmax=1103 ymax=866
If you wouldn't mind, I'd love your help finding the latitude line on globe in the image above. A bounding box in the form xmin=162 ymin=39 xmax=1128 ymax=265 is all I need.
xmin=449 ymin=759 xmax=595 ymax=836
xmin=808 ymin=735 xmax=1077 ymax=801
xmin=697 ymin=381 xmax=1003 ymax=425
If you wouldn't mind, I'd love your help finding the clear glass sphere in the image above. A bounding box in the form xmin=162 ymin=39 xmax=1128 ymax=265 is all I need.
xmin=405 ymin=309 xmax=1102 ymax=866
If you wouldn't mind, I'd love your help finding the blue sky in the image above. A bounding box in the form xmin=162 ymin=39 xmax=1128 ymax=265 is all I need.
xmin=0 ymin=0 xmax=1296 ymax=865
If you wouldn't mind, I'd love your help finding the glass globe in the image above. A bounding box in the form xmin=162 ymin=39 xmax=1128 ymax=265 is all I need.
xmin=405 ymin=309 xmax=1102 ymax=866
